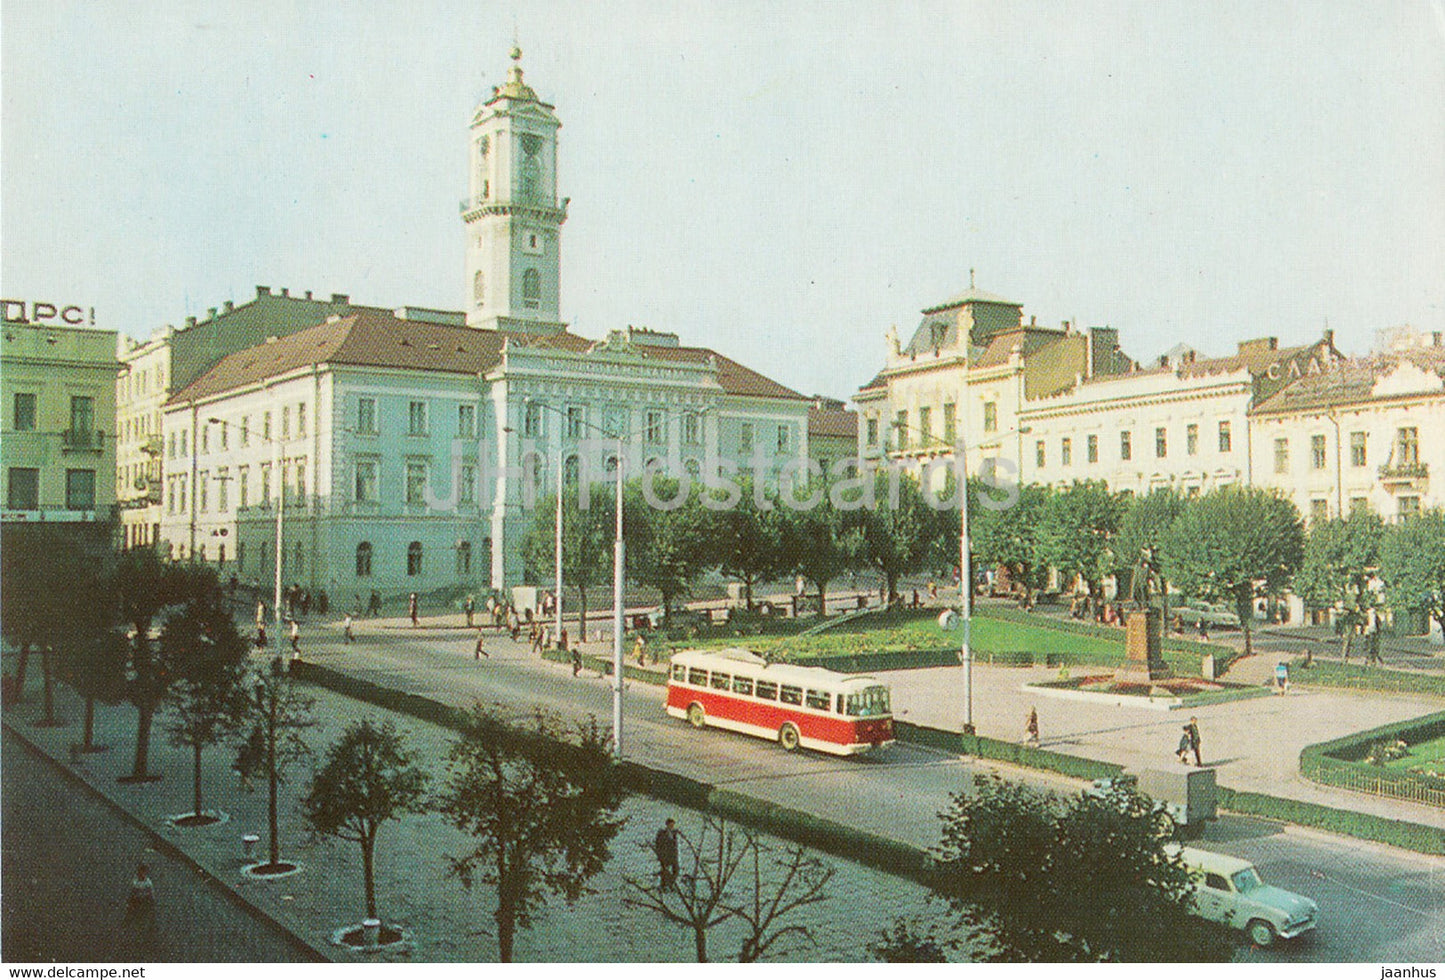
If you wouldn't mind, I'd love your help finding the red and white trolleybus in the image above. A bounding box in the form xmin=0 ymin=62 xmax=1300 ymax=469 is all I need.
xmin=666 ymin=648 xmax=894 ymax=755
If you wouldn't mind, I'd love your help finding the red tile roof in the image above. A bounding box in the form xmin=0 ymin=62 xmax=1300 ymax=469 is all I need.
xmin=168 ymin=308 xmax=806 ymax=405
xmin=808 ymin=403 xmax=858 ymax=439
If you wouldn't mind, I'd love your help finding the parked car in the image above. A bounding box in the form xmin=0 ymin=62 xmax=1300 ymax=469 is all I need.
xmin=1175 ymin=600 xmax=1241 ymax=630
xmin=1170 ymin=845 xmax=1319 ymax=946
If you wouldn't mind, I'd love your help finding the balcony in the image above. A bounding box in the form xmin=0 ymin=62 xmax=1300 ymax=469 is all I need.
xmin=61 ymin=428 xmax=105 ymax=453
xmin=1378 ymin=461 xmax=1428 ymax=487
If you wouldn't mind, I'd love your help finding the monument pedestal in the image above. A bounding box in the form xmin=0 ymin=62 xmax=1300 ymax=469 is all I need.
xmin=1115 ymin=608 xmax=1172 ymax=682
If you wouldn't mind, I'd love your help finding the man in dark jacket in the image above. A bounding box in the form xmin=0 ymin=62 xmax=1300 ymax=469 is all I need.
xmin=653 ymin=818 xmax=680 ymax=888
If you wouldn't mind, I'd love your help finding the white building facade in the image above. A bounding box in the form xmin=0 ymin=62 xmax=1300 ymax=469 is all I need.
xmin=1251 ymin=343 xmax=1445 ymax=525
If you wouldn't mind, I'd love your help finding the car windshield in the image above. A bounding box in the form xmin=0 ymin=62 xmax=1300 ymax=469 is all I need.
xmin=1231 ymin=867 xmax=1263 ymax=892
xmin=844 ymin=686 xmax=890 ymax=717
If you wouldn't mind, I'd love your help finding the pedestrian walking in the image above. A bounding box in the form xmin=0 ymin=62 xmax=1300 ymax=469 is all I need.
xmin=289 ymin=619 xmax=302 ymax=660
xmin=256 ymin=622 xmax=267 ymax=649
xmin=654 ymin=818 xmax=681 ymax=888
xmin=1025 ymin=707 xmax=1040 ymax=745
xmin=509 ymin=609 xmax=521 ymax=642
xmin=255 ymin=600 xmax=266 ymax=631
xmin=570 ymin=643 xmax=583 ymax=677
xmin=1176 ymin=727 xmax=1192 ymax=764
xmin=634 ymin=635 xmax=647 ymax=667
xmin=408 ymin=592 xmax=420 ymax=627
xmin=1274 ymin=660 xmax=1290 ymax=694
xmin=474 ymin=628 xmax=489 ymax=660
xmin=530 ymin=622 xmax=545 ymax=655
xmin=343 ymin=614 xmax=355 ymax=644
xmin=558 ymin=626 xmax=569 ymax=652
xmin=124 ymin=862 xmax=158 ymax=948
xmin=465 ymin=594 xmax=475 ymax=628
xmin=368 ymin=590 xmax=382 ymax=618
xmin=1185 ymin=716 xmax=1203 ymax=767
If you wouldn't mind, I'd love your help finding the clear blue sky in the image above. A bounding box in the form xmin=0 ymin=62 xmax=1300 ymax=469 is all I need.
xmin=4 ymin=1 xmax=1443 ymax=400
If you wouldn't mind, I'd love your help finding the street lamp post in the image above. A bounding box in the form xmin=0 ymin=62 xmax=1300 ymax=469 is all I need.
xmin=523 ymin=397 xmax=706 ymax=759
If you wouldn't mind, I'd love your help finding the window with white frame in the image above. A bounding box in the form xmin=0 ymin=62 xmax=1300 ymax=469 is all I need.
xmin=459 ymin=464 xmax=476 ymax=504
xmin=408 ymin=401 xmax=428 ymax=436
xmin=776 ymin=425 xmax=790 ymax=454
xmin=683 ymin=412 xmax=700 ymax=446
xmin=567 ymin=405 xmax=585 ymax=439
xmin=458 ymin=404 xmax=476 ymax=438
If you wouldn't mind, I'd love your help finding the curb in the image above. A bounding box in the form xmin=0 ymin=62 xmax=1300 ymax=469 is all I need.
xmin=2 ymin=719 xmax=332 ymax=963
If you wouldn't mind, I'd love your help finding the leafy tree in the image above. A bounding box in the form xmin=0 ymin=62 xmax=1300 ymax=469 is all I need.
xmin=110 ymin=549 xmax=213 ymax=781
xmin=850 ymin=469 xmax=943 ymax=604
xmin=438 ymin=708 xmax=626 ymax=962
xmin=159 ymin=593 xmax=252 ymax=821
xmin=1380 ymin=508 xmax=1445 ymax=640
xmin=235 ymin=657 xmax=316 ymax=871
xmin=523 ymin=483 xmax=614 ymax=642
xmin=1037 ymin=480 xmax=1127 ymax=606
xmin=932 ymin=775 xmax=1224 ymax=961
xmin=57 ymin=628 xmax=130 ymax=752
xmin=1115 ymin=487 xmax=1186 ymax=611
xmin=624 ymin=476 xmax=708 ymax=624
xmin=777 ymin=481 xmax=864 ymax=616
xmin=1164 ymin=486 xmax=1304 ymax=657
xmin=0 ymin=525 xmax=107 ymax=725
xmin=967 ymin=480 xmax=1050 ymax=601
xmin=867 ymin=916 xmax=963 ymax=962
xmin=303 ymin=720 xmax=428 ymax=921
xmin=699 ymin=473 xmax=790 ymax=610
xmin=1295 ymin=510 xmax=1386 ymax=659
xmin=624 ymin=816 xmax=833 ymax=963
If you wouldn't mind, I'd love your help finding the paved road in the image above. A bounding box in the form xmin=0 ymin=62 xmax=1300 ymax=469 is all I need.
xmin=312 ymin=625 xmax=1445 ymax=962
xmin=0 ymin=729 xmax=315 ymax=964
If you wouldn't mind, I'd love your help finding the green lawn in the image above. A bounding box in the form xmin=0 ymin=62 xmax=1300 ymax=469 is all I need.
xmin=1383 ymin=734 xmax=1445 ymax=780
xmin=656 ymin=608 xmax=1124 ymax=661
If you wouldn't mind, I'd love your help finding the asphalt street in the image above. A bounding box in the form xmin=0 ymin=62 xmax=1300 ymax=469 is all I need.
xmin=311 ymin=624 xmax=1445 ymax=962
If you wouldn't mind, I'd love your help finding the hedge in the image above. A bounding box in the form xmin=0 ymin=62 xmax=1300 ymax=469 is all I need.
xmin=1297 ymin=710 xmax=1445 ymax=809
xmin=1290 ymin=659 xmax=1445 ymax=699
xmin=894 ymin=721 xmax=1124 ymax=782
xmin=979 ymin=605 xmax=1241 ymax=676
xmin=539 ymin=646 xmax=670 ymax=685
xmin=1216 ymin=786 xmax=1445 ymax=855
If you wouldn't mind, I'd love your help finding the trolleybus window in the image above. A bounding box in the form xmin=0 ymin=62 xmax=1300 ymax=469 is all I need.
xmin=688 ymin=668 xmax=708 ymax=687
xmin=732 ymin=676 xmax=754 ymax=696
xmin=844 ymin=687 xmax=890 ymax=717
xmin=804 ymin=690 xmax=830 ymax=711
xmin=779 ymin=685 xmax=803 ymax=706
xmin=710 ymin=672 xmax=732 ymax=691
xmin=755 ymin=680 xmax=778 ymax=700
xmin=672 ymin=663 xmax=686 ymax=681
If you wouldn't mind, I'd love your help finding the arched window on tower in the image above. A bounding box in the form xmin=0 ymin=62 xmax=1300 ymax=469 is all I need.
xmin=522 ymin=268 xmax=541 ymax=309
xmin=407 ymin=541 xmax=423 ymax=577
xmin=356 ymin=541 xmax=372 ymax=578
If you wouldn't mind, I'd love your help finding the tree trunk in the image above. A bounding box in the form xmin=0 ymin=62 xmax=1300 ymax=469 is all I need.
xmin=41 ymin=646 xmax=55 ymax=725
xmin=362 ymin=836 xmax=377 ymax=920
xmin=1340 ymin=628 xmax=1353 ymax=660
xmin=131 ymin=702 xmax=155 ymax=779
xmin=577 ymin=585 xmax=588 ymax=644
xmin=496 ymin=899 xmax=516 ymax=963
xmin=693 ymin=924 xmax=708 ymax=963
xmin=83 ymin=698 xmax=95 ymax=750
xmin=885 ymin=570 xmax=898 ymax=606
xmin=816 ymin=580 xmax=828 ymax=618
xmin=192 ymin=743 xmax=204 ymax=817
xmin=14 ymin=643 xmax=30 ymax=701
xmin=744 ymin=575 xmax=755 ymax=611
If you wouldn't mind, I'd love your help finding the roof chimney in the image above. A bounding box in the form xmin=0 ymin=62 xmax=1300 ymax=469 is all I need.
xmin=331 ymin=293 xmax=349 ymax=305
xmin=281 ymin=288 xmax=289 ymax=298
xmin=305 ymin=290 xmax=313 ymax=300
xmin=185 ymin=316 xmax=196 ymax=329
xmin=207 ymin=307 xmax=217 ymax=320
xmin=223 ymin=300 xmax=234 ymax=313
xmin=256 ymin=285 xmax=271 ymax=297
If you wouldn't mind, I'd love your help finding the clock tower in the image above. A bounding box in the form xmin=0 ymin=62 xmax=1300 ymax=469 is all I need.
xmin=463 ymin=47 xmax=568 ymax=332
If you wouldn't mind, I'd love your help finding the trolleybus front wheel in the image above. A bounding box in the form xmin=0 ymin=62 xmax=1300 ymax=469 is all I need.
xmin=687 ymin=703 xmax=706 ymax=728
